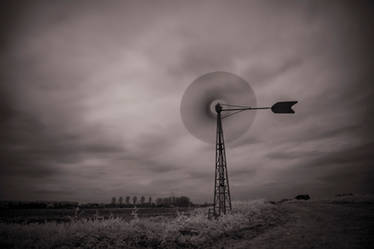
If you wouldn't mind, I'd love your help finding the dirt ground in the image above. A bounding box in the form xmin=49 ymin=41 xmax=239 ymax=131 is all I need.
xmin=214 ymin=200 xmax=374 ymax=249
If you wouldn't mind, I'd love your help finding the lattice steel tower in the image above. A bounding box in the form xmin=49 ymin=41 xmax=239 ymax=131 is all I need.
xmin=212 ymin=101 xmax=297 ymax=217
xmin=213 ymin=103 xmax=231 ymax=216
xmin=180 ymin=71 xmax=298 ymax=218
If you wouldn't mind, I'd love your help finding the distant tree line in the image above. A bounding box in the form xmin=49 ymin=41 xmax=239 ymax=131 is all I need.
xmin=0 ymin=195 xmax=193 ymax=209
xmin=106 ymin=195 xmax=152 ymax=208
xmin=107 ymin=196 xmax=192 ymax=208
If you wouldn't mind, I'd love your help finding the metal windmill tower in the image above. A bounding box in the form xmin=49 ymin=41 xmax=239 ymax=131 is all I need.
xmin=212 ymin=101 xmax=297 ymax=216
xmin=214 ymin=103 xmax=231 ymax=216
xmin=180 ymin=72 xmax=297 ymax=217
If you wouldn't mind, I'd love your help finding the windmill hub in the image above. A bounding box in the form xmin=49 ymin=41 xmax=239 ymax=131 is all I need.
xmin=209 ymin=99 xmax=225 ymax=116
xmin=215 ymin=103 xmax=222 ymax=113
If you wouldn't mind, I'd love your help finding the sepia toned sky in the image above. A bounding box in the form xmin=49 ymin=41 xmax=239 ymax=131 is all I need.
xmin=0 ymin=0 xmax=373 ymax=203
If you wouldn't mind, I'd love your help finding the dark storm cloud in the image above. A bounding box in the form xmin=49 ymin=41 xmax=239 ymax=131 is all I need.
xmin=297 ymin=142 xmax=374 ymax=169
xmin=293 ymin=124 xmax=361 ymax=143
xmin=0 ymin=0 xmax=373 ymax=202
xmin=266 ymin=150 xmax=321 ymax=161
xmin=249 ymin=141 xmax=374 ymax=199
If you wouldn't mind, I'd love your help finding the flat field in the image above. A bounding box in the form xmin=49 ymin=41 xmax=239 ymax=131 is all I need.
xmin=0 ymin=197 xmax=373 ymax=249
xmin=0 ymin=207 xmax=193 ymax=223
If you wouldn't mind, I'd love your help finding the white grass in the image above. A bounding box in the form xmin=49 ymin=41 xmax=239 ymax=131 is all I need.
xmin=0 ymin=200 xmax=286 ymax=249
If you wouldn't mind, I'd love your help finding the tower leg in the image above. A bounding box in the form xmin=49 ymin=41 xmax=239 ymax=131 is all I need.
xmin=213 ymin=105 xmax=232 ymax=217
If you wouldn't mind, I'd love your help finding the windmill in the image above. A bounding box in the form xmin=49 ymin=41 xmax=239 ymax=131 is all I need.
xmin=180 ymin=72 xmax=297 ymax=217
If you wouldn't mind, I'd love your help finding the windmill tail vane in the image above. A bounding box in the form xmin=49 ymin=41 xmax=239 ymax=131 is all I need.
xmin=271 ymin=101 xmax=298 ymax=114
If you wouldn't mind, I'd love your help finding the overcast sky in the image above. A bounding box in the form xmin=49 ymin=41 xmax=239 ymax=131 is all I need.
xmin=0 ymin=0 xmax=373 ymax=203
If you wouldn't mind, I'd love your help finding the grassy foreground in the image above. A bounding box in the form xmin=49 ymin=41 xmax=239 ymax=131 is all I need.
xmin=0 ymin=200 xmax=287 ymax=249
